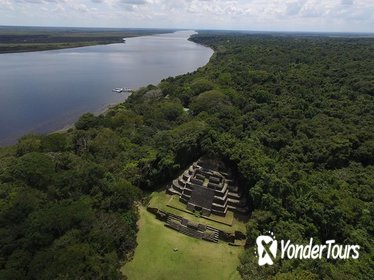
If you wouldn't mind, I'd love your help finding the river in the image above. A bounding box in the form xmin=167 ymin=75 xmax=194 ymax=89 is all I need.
xmin=0 ymin=31 xmax=213 ymax=146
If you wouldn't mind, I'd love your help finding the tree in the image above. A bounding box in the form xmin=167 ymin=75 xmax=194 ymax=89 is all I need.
xmin=10 ymin=152 xmax=55 ymax=189
xmin=75 ymin=113 xmax=99 ymax=130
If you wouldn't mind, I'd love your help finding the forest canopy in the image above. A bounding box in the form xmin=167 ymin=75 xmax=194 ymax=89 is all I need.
xmin=0 ymin=32 xmax=373 ymax=279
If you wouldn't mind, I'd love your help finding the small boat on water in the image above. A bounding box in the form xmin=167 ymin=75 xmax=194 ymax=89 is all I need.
xmin=112 ymin=87 xmax=133 ymax=93
xmin=112 ymin=88 xmax=124 ymax=93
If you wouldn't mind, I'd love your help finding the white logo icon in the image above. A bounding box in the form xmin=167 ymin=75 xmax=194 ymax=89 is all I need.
xmin=256 ymin=232 xmax=278 ymax=266
xmin=255 ymin=231 xmax=360 ymax=266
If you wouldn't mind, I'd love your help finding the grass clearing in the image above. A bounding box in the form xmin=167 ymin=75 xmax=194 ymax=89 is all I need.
xmin=122 ymin=205 xmax=244 ymax=280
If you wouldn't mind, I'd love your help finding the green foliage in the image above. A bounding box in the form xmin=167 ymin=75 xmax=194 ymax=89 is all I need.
xmin=41 ymin=133 xmax=67 ymax=152
xmin=253 ymin=88 xmax=271 ymax=104
xmin=89 ymin=128 xmax=122 ymax=160
xmin=273 ymin=270 xmax=319 ymax=280
xmin=190 ymin=90 xmax=230 ymax=115
xmin=191 ymin=33 xmax=373 ymax=279
xmin=16 ymin=134 xmax=42 ymax=156
xmin=75 ymin=112 xmax=99 ymax=130
xmin=9 ymin=152 xmax=55 ymax=188
xmin=248 ymin=69 xmax=271 ymax=84
xmin=158 ymin=100 xmax=184 ymax=121
xmin=190 ymin=78 xmax=215 ymax=95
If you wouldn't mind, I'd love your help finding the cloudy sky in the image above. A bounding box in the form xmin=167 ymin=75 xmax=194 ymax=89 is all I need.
xmin=0 ymin=0 xmax=373 ymax=32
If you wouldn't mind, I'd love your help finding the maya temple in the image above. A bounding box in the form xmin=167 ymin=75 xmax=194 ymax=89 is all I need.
xmin=147 ymin=158 xmax=249 ymax=243
xmin=147 ymin=159 xmax=249 ymax=243
xmin=167 ymin=158 xmax=248 ymax=217
xmin=148 ymin=158 xmax=249 ymax=244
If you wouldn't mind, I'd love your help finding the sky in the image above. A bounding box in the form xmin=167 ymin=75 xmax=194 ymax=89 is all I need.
xmin=0 ymin=0 xmax=373 ymax=33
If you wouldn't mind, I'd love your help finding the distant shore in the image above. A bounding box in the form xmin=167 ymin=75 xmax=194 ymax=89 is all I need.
xmin=0 ymin=26 xmax=173 ymax=54
xmin=0 ymin=41 xmax=121 ymax=54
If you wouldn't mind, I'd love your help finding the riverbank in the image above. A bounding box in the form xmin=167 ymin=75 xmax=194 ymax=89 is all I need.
xmin=53 ymin=96 xmax=132 ymax=134
xmin=0 ymin=26 xmax=173 ymax=53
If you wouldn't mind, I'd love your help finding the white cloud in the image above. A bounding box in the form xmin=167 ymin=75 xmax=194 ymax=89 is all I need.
xmin=119 ymin=0 xmax=147 ymax=4
xmin=341 ymin=0 xmax=354 ymax=5
xmin=286 ymin=0 xmax=307 ymax=16
xmin=0 ymin=0 xmax=373 ymax=32
xmin=0 ymin=0 xmax=14 ymax=10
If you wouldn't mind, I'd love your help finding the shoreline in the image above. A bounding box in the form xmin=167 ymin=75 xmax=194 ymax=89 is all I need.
xmin=53 ymin=31 xmax=214 ymax=136
xmin=0 ymin=41 xmax=120 ymax=54
xmin=53 ymin=99 xmax=127 ymax=134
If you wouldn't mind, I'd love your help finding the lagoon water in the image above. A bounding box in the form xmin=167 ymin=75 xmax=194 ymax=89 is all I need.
xmin=0 ymin=31 xmax=213 ymax=146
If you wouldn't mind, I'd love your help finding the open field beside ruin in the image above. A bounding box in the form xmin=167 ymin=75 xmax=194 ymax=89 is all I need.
xmin=122 ymin=205 xmax=243 ymax=280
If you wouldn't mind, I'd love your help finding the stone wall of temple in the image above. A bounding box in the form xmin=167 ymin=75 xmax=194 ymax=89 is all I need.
xmin=168 ymin=159 xmax=248 ymax=217
xmin=147 ymin=207 xmax=246 ymax=244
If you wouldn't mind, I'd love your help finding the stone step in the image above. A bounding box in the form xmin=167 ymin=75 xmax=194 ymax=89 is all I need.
xmin=202 ymin=231 xmax=219 ymax=242
xmin=165 ymin=220 xmax=180 ymax=231
xmin=206 ymin=225 xmax=220 ymax=233
xmin=167 ymin=213 xmax=182 ymax=222
xmin=179 ymin=225 xmax=203 ymax=239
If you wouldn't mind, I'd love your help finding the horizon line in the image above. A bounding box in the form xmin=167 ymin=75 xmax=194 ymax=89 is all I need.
xmin=1 ymin=24 xmax=373 ymax=35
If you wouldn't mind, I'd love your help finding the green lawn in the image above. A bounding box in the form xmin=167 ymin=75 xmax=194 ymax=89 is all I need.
xmin=122 ymin=206 xmax=244 ymax=280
